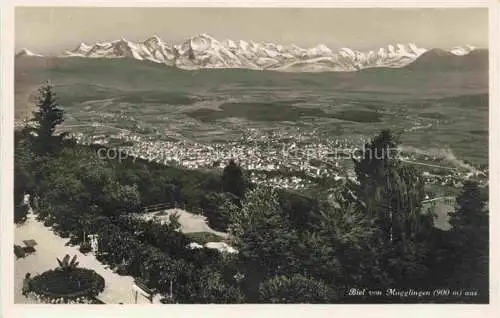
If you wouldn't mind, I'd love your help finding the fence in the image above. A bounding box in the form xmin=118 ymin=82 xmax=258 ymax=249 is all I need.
xmin=118 ymin=201 xmax=204 ymax=216
xmin=422 ymin=196 xmax=455 ymax=206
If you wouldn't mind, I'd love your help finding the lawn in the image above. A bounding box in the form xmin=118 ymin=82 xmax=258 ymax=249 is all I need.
xmin=184 ymin=232 xmax=227 ymax=245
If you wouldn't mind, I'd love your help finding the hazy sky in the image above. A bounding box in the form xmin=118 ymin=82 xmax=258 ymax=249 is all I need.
xmin=16 ymin=7 xmax=488 ymax=54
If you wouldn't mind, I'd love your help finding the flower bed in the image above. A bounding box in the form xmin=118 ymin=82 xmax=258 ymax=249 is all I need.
xmin=26 ymin=291 xmax=101 ymax=304
xmin=30 ymin=268 xmax=105 ymax=300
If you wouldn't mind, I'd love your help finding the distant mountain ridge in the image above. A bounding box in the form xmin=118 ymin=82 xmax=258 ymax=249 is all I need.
xmin=405 ymin=48 xmax=488 ymax=71
xmin=16 ymin=34 xmax=486 ymax=73
xmin=16 ymin=48 xmax=44 ymax=57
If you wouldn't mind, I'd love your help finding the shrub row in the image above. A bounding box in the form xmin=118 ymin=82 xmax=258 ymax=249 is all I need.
xmin=35 ymin=201 xmax=241 ymax=302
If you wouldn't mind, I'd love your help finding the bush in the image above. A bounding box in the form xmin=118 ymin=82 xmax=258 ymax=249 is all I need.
xmin=68 ymin=235 xmax=81 ymax=246
xmin=116 ymin=264 xmax=128 ymax=276
xmin=79 ymin=242 xmax=92 ymax=254
xmin=30 ymin=268 xmax=105 ymax=299
xmin=160 ymin=297 xmax=176 ymax=304
xmin=259 ymin=274 xmax=335 ymax=303
xmin=14 ymin=245 xmax=26 ymax=258
xmin=185 ymin=232 xmax=225 ymax=245
xmin=14 ymin=203 xmax=30 ymax=224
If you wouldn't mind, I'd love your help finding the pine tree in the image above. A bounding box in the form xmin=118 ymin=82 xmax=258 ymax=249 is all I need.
xmin=30 ymin=81 xmax=65 ymax=154
xmin=351 ymin=129 xmax=432 ymax=244
xmin=350 ymin=129 xmax=434 ymax=287
xmin=450 ymin=181 xmax=488 ymax=232
xmin=447 ymin=181 xmax=488 ymax=294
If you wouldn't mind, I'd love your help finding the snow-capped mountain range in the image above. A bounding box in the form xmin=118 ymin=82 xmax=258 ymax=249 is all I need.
xmin=16 ymin=34 xmax=480 ymax=72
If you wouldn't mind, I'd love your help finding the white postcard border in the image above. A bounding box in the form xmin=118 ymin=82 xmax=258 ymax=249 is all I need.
xmin=1 ymin=1 xmax=498 ymax=318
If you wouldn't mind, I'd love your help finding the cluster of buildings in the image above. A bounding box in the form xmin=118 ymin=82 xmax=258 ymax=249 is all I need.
xmin=422 ymin=170 xmax=487 ymax=189
xmin=72 ymin=129 xmax=362 ymax=190
xmin=398 ymin=151 xmax=488 ymax=188
xmin=70 ymin=127 xmax=487 ymax=192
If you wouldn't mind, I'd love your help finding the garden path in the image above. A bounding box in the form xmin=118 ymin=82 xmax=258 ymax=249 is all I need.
xmin=14 ymin=211 xmax=162 ymax=304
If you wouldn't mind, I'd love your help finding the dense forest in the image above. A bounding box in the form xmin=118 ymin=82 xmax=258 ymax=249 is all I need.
xmin=14 ymin=83 xmax=489 ymax=303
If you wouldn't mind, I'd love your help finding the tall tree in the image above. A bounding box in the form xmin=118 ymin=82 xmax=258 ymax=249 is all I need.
xmin=222 ymin=159 xmax=246 ymax=199
xmin=202 ymin=192 xmax=238 ymax=232
xmin=447 ymin=181 xmax=489 ymax=292
xmin=14 ymin=132 xmax=37 ymax=203
xmin=350 ymin=129 xmax=434 ymax=286
xmin=189 ymin=267 xmax=246 ymax=303
xmin=228 ymin=187 xmax=300 ymax=298
xmin=30 ymin=82 xmax=65 ymax=155
xmin=309 ymin=198 xmax=390 ymax=288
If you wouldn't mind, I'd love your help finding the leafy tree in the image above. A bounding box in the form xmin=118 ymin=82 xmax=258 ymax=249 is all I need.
xmin=14 ymin=134 xmax=37 ymax=203
xmin=259 ymin=274 xmax=334 ymax=303
xmin=167 ymin=213 xmax=182 ymax=232
xmin=188 ymin=267 xmax=246 ymax=303
xmin=309 ymin=198 xmax=389 ymax=288
xmin=277 ymin=189 xmax=319 ymax=232
xmin=107 ymin=183 xmax=141 ymax=214
xmin=202 ymin=192 xmax=238 ymax=231
xmin=222 ymin=159 xmax=246 ymax=199
xmin=228 ymin=187 xmax=300 ymax=281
